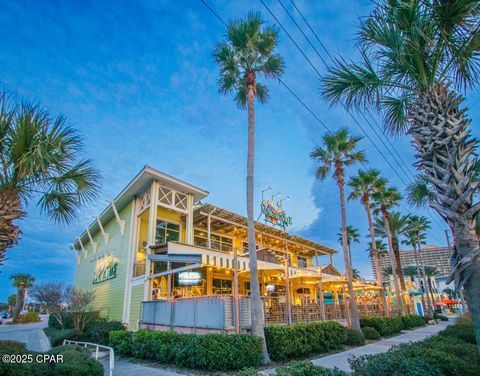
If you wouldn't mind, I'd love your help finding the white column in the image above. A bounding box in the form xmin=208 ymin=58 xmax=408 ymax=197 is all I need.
xmin=144 ymin=181 xmax=159 ymax=301
xmin=186 ymin=194 xmax=194 ymax=245
xmin=207 ymin=213 xmax=211 ymax=248
xmin=123 ymin=197 xmax=139 ymax=324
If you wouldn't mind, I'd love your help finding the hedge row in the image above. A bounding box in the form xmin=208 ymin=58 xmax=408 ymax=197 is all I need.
xmin=360 ymin=315 xmax=425 ymax=336
xmin=264 ymin=321 xmax=348 ymax=361
xmin=109 ymin=329 xmax=262 ymax=371
xmin=236 ymin=361 xmax=347 ymax=376
xmin=0 ymin=341 xmax=103 ymax=376
xmin=350 ymin=318 xmax=479 ymax=376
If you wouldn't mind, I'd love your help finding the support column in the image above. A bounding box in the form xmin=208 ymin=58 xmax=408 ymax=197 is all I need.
xmin=186 ymin=194 xmax=194 ymax=245
xmin=233 ymin=246 xmax=240 ymax=333
xmin=315 ymin=249 xmax=325 ymax=321
xmin=284 ymin=236 xmax=292 ymax=325
xmin=144 ymin=181 xmax=159 ymax=301
xmin=207 ymin=213 xmax=211 ymax=248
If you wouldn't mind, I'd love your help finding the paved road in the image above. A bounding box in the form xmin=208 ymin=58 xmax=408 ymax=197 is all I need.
xmin=0 ymin=315 xmax=51 ymax=352
xmin=311 ymin=320 xmax=452 ymax=373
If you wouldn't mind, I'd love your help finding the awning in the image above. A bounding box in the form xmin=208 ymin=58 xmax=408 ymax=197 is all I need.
xmin=435 ymin=299 xmax=459 ymax=305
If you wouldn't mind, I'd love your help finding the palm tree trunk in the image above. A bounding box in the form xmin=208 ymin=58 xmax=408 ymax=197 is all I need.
xmin=392 ymin=237 xmax=407 ymax=293
xmin=0 ymin=189 xmax=24 ymax=256
xmin=412 ymin=243 xmax=426 ymax=315
xmin=365 ymin=202 xmax=388 ymax=315
xmin=418 ymin=241 xmax=434 ymax=318
xmin=337 ymin=166 xmax=360 ymax=330
xmin=12 ymin=287 xmax=24 ymax=322
xmin=428 ymin=277 xmax=436 ymax=312
xmin=452 ymin=223 xmax=480 ymax=352
xmin=382 ymin=208 xmax=404 ymax=315
xmin=245 ymin=74 xmax=269 ymax=364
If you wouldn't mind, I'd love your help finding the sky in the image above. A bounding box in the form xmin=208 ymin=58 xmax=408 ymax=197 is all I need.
xmin=0 ymin=0 xmax=479 ymax=301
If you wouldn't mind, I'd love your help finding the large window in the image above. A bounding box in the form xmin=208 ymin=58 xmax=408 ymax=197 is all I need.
xmin=213 ymin=278 xmax=232 ymax=294
xmin=155 ymin=220 xmax=180 ymax=244
xmin=297 ymin=256 xmax=308 ymax=268
xmin=194 ymin=230 xmax=233 ymax=252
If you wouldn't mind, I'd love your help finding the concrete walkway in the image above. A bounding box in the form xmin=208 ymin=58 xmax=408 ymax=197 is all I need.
xmin=0 ymin=315 xmax=51 ymax=352
xmin=311 ymin=320 xmax=452 ymax=373
xmin=100 ymin=358 xmax=192 ymax=376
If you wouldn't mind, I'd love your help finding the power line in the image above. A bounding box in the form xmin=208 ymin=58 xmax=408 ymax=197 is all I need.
xmin=262 ymin=0 xmax=445 ymax=235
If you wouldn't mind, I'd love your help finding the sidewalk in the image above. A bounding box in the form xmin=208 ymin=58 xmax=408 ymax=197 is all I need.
xmin=311 ymin=320 xmax=452 ymax=373
xmin=0 ymin=315 xmax=51 ymax=352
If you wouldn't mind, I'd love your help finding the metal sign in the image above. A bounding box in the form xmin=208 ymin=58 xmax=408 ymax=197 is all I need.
xmin=177 ymin=271 xmax=202 ymax=286
xmin=261 ymin=199 xmax=292 ymax=230
xmin=93 ymin=255 xmax=118 ymax=284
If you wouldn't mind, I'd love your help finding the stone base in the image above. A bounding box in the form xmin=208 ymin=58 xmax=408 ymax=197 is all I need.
xmin=138 ymin=322 xmax=250 ymax=334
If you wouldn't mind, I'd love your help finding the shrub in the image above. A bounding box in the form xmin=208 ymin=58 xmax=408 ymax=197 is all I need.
xmin=275 ymin=361 xmax=347 ymax=376
xmin=48 ymin=346 xmax=103 ymax=376
xmin=400 ymin=315 xmax=426 ymax=329
xmin=0 ymin=340 xmax=34 ymax=376
xmin=45 ymin=328 xmax=85 ymax=346
xmin=17 ymin=312 xmax=41 ymax=323
xmin=433 ymin=312 xmax=449 ymax=321
xmin=360 ymin=316 xmax=403 ymax=336
xmin=265 ymin=321 xmax=347 ymax=361
xmin=438 ymin=322 xmax=476 ymax=344
xmin=84 ymin=320 xmax=125 ymax=345
xmin=235 ymin=368 xmax=262 ymax=376
xmin=109 ymin=330 xmax=133 ymax=355
xmin=110 ymin=329 xmax=262 ymax=371
xmin=345 ymin=329 xmax=365 ymax=346
xmin=361 ymin=327 xmax=380 ymax=340
xmin=47 ymin=311 xmax=101 ymax=330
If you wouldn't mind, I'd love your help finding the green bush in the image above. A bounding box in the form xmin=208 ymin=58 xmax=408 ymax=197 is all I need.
xmin=361 ymin=327 xmax=380 ymax=340
xmin=345 ymin=329 xmax=365 ymax=346
xmin=235 ymin=368 xmax=262 ymax=376
xmin=275 ymin=361 xmax=347 ymax=376
xmin=350 ymin=321 xmax=480 ymax=376
xmin=400 ymin=315 xmax=426 ymax=329
xmin=84 ymin=320 xmax=125 ymax=345
xmin=47 ymin=311 xmax=101 ymax=330
xmin=44 ymin=328 xmax=85 ymax=346
xmin=433 ymin=312 xmax=449 ymax=321
xmin=109 ymin=330 xmax=133 ymax=355
xmin=360 ymin=316 xmax=403 ymax=336
xmin=265 ymin=321 xmax=348 ymax=361
xmin=17 ymin=312 xmax=41 ymax=323
xmin=48 ymin=346 xmax=103 ymax=376
xmin=110 ymin=329 xmax=262 ymax=371
xmin=438 ymin=322 xmax=476 ymax=344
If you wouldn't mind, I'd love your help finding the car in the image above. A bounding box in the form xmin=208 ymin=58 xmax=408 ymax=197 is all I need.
xmin=0 ymin=312 xmax=8 ymax=319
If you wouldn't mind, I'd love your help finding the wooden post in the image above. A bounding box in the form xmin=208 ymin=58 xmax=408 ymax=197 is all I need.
xmin=333 ymin=289 xmax=339 ymax=320
xmin=284 ymin=235 xmax=292 ymax=325
xmin=314 ymin=249 xmax=326 ymax=321
xmin=343 ymin=287 xmax=351 ymax=326
xmin=233 ymin=247 xmax=240 ymax=333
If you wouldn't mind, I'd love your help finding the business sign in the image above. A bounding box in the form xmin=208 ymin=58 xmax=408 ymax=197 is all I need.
xmin=177 ymin=271 xmax=202 ymax=286
xmin=261 ymin=199 xmax=292 ymax=230
xmin=93 ymin=255 xmax=118 ymax=284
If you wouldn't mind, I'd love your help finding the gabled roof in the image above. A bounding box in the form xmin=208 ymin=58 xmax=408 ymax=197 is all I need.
xmin=72 ymin=166 xmax=208 ymax=249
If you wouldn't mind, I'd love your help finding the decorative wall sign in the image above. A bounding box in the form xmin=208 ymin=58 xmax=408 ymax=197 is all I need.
xmin=260 ymin=199 xmax=293 ymax=230
xmin=93 ymin=255 xmax=118 ymax=284
xmin=177 ymin=271 xmax=202 ymax=286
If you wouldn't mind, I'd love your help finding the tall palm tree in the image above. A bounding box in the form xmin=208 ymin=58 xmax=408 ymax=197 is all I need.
xmin=382 ymin=266 xmax=393 ymax=278
xmin=352 ymin=268 xmax=361 ymax=281
xmin=336 ymin=225 xmax=360 ymax=272
xmin=0 ymin=92 xmax=101 ymax=263
xmin=10 ymin=273 xmax=35 ymax=322
xmin=320 ymin=0 xmax=480 ymax=347
xmin=404 ymin=215 xmax=434 ymax=317
xmin=372 ymin=185 xmax=405 ymax=314
xmin=311 ymin=127 xmax=366 ymax=330
xmin=424 ymin=266 xmax=441 ymax=309
xmin=213 ymin=12 xmax=284 ymax=362
xmin=402 ymin=265 xmax=418 ymax=284
xmin=374 ymin=212 xmax=411 ymax=294
xmin=367 ymin=240 xmax=388 ymax=260
xmin=349 ymin=168 xmax=388 ymax=313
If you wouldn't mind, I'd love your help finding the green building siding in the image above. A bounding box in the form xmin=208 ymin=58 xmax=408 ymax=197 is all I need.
xmin=129 ymin=284 xmax=144 ymax=329
xmin=74 ymin=201 xmax=133 ymax=322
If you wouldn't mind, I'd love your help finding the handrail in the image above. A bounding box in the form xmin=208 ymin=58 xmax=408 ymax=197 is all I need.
xmin=63 ymin=340 xmax=114 ymax=376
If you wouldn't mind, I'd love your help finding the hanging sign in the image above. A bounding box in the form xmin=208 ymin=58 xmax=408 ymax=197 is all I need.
xmin=261 ymin=199 xmax=292 ymax=230
xmin=93 ymin=255 xmax=118 ymax=284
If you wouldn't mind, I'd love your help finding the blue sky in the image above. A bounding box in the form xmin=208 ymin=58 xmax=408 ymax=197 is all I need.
xmin=1 ymin=0 xmax=479 ymax=301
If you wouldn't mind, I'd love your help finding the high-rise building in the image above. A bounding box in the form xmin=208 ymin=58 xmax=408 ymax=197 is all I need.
xmin=372 ymin=245 xmax=452 ymax=283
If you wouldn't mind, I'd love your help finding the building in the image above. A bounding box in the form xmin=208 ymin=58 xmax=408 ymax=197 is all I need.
xmin=372 ymin=245 xmax=452 ymax=284
xmin=73 ymin=166 xmax=383 ymax=332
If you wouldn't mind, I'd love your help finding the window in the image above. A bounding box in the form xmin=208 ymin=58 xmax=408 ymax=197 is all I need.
xmin=297 ymin=256 xmax=308 ymax=268
xmin=194 ymin=230 xmax=233 ymax=252
xmin=242 ymin=242 xmax=259 ymax=253
xmin=212 ymin=278 xmax=232 ymax=294
xmin=155 ymin=220 xmax=180 ymax=244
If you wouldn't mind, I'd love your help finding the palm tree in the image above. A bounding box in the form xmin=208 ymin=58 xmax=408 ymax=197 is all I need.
xmin=320 ymin=0 xmax=480 ymax=347
xmin=382 ymin=266 xmax=393 ymax=278
xmin=311 ymin=127 xmax=366 ymax=330
xmin=10 ymin=273 xmax=35 ymax=322
xmin=367 ymin=240 xmax=388 ymax=260
xmin=424 ymin=266 xmax=440 ymax=310
xmin=213 ymin=12 xmax=284 ymax=362
xmin=336 ymin=225 xmax=360 ymax=272
xmin=404 ymin=215 xmax=434 ymax=317
xmin=352 ymin=268 xmax=361 ymax=281
xmin=0 ymin=92 xmax=101 ymax=263
xmin=374 ymin=212 xmax=411 ymax=294
xmin=349 ymin=168 xmax=388 ymax=313
xmin=402 ymin=265 xmax=418 ymax=284
xmin=372 ymin=185 xmax=405 ymax=314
